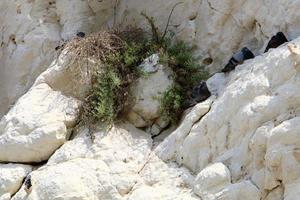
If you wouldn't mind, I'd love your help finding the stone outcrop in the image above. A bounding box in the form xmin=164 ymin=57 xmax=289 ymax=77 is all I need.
xmin=11 ymin=123 xmax=196 ymax=200
xmin=3 ymin=0 xmax=300 ymax=199
xmin=127 ymin=54 xmax=173 ymax=134
xmin=0 ymin=0 xmax=114 ymax=117
xmin=0 ymin=52 xmax=87 ymax=163
xmin=157 ymin=37 xmax=300 ymax=199
xmin=3 ymin=0 xmax=300 ymax=118
xmin=4 ymin=38 xmax=300 ymax=198
xmin=193 ymin=163 xmax=260 ymax=200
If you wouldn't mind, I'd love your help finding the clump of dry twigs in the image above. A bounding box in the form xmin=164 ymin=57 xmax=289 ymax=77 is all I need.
xmin=63 ymin=29 xmax=154 ymax=125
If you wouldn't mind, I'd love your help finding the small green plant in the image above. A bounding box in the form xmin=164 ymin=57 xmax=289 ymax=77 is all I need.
xmin=160 ymin=85 xmax=184 ymax=124
xmin=140 ymin=11 xmax=209 ymax=124
xmin=64 ymin=4 xmax=208 ymax=126
xmin=86 ymin=55 xmax=123 ymax=123
xmin=65 ymin=29 xmax=159 ymax=126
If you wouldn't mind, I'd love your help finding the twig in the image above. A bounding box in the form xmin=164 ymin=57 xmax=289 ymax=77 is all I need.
xmin=162 ymin=2 xmax=184 ymax=41
xmin=141 ymin=12 xmax=160 ymax=43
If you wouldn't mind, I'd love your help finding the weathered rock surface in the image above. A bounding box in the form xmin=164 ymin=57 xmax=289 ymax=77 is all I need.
xmin=157 ymin=37 xmax=300 ymax=199
xmin=127 ymin=54 xmax=173 ymax=130
xmin=0 ymin=164 xmax=32 ymax=199
xmin=12 ymin=123 xmax=197 ymax=200
xmin=114 ymin=0 xmax=300 ymax=72
xmin=193 ymin=163 xmax=260 ymax=200
xmin=6 ymin=38 xmax=300 ymax=199
xmin=0 ymin=0 xmax=114 ymax=117
xmin=0 ymin=53 xmax=86 ymax=163
xmin=3 ymin=0 xmax=300 ymax=117
xmin=3 ymin=0 xmax=300 ymax=199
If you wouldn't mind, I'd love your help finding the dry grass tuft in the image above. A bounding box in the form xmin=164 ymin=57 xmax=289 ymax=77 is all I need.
xmin=64 ymin=31 xmax=124 ymax=79
xmin=65 ymin=31 xmax=123 ymax=62
xmin=63 ymin=29 xmax=152 ymax=125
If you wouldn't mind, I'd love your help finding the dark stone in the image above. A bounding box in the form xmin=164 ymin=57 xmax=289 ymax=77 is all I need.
xmin=24 ymin=175 xmax=32 ymax=191
xmin=222 ymin=47 xmax=254 ymax=73
xmin=264 ymin=32 xmax=288 ymax=53
xmin=191 ymin=81 xmax=211 ymax=103
xmin=76 ymin=32 xmax=86 ymax=38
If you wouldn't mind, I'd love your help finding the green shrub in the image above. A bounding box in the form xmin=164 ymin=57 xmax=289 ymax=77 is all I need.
xmin=65 ymin=29 xmax=158 ymax=125
xmin=65 ymin=10 xmax=208 ymax=126
xmin=160 ymin=85 xmax=184 ymax=124
xmin=139 ymin=13 xmax=209 ymax=124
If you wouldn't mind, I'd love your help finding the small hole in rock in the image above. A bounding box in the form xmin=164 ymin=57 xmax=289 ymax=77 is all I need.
xmin=189 ymin=14 xmax=197 ymax=21
xmin=202 ymin=57 xmax=213 ymax=65
xmin=9 ymin=34 xmax=17 ymax=45
xmin=17 ymin=5 xmax=21 ymax=14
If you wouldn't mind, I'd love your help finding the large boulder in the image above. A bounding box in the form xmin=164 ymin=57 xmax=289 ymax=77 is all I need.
xmin=193 ymin=163 xmax=231 ymax=199
xmin=127 ymin=54 xmax=173 ymax=131
xmin=193 ymin=163 xmax=260 ymax=200
xmin=0 ymin=52 xmax=89 ymax=163
xmin=157 ymin=37 xmax=300 ymax=198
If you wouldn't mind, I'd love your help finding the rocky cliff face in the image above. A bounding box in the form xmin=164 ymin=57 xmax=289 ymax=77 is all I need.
xmin=2 ymin=0 xmax=300 ymax=200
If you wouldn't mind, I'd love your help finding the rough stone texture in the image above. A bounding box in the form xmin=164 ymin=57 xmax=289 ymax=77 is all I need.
xmin=157 ymin=37 xmax=300 ymax=199
xmin=0 ymin=193 xmax=11 ymax=200
xmin=127 ymin=55 xmax=173 ymax=128
xmin=0 ymin=164 xmax=32 ymax=198
xmin=0 ymin=52 xmax=86 ymax=163
xmin=193 ymin=163 xmax=231 ymax=198
xmin=193 ymin=163 xmax=260 ymax=200
xmin=156 ymin=97 xmax=214 ymax=160
xmin=12 ymin=123 xmax=197 ymax=200
xmin=0 ymin=0 xmax=114 ymax=117
xmin=4 ymin=0 xmax=300 ymax=117
xmin=3 ymin=0 xmax=300 ymax=199
xmin=114 ymin=0 xmax=300 ymax=73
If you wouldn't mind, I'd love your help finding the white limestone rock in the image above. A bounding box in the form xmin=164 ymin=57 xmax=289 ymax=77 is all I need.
xmin=0 ymin=164 xmax=32 ymax=198
xmin=0 ymin=0 xmax=61 ymax=117
xmin=12 ymin=122 xmax=199 ymax=200
xmin=4 ymin=1 xmax=300 ymax=199
xmin=4 ymin=0 xmax=300 ymax=118
xmin=0 ymin=193 xmax=11 ymax=200
xmin=113 ymin=0 xmax=300 ymax=73
xmin=155 ymin=36 xmax=300 ymax=199
xmin=206 ymin=73 xmax=228 ymax=97
xmin=193 ymin=163 xmax=231 ymax=199
xmin=138 ymin=54 xmax=160 ymax=73
xmin=128 ymin=154 xmax=198 ymax=200
xmin=12 ymin=123 xmax=152 ymax=200
xmin=193 ymin=163 xmax=260 ymax=200
xmin=0 ymin=52 xmax=89 ymax=163
xmin=214 ymin=181 xmax=261 ymax=200
xmin=127 ymin=55 xmax=173 ymax=128
xmin=156 ymin=98 xmax=214 ymax=161
xmin=0 ymin=0 xmax=114 ymax=117
xmin=13 ymin=159 xmax=122 ymax=200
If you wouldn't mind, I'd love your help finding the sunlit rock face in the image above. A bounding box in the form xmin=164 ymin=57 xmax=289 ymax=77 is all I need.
xmin=3 ymin=0 xmax=300 ymax=117
xmin=0 ymin=0 xmax=114 ymax=117
xmin=3 ymin=0 xmax=300 ymax=199
xmin=0 ymin=164 xmax=32 ymax=199
xmin=115 ymin=0 xmax=300 ymax=72
xmin=157 ymin=37 xmax=300 ymax=199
